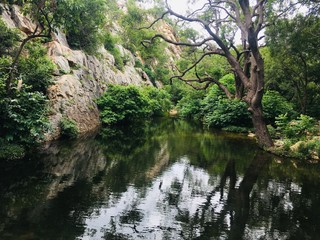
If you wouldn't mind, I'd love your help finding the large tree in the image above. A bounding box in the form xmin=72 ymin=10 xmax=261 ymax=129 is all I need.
xmin=266 ymin=15 xmax=320 ymax=116
xmin=143 ymin=0 xmax=303 ymax=148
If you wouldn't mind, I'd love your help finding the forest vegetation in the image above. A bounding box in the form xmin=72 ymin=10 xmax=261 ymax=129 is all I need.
xmin=0 ymin=0 xmax=319 ymax=160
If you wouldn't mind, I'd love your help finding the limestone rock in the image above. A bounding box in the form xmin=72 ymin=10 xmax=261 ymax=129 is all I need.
xmin=10 ymin=5 xmax=37 ymax=34
xmin=290 ymin=141 xmax=304 ymax=152
xmin=0 ymin=4 xmax=16 ymax=28
xmin=45 ymin=31 xmax=154 ymax=140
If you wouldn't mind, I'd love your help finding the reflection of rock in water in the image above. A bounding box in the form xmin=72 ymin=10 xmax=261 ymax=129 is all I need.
xmin=145 ymin=142 xmax=169 ymax=179
xmin=40 ymin=136 xmax=107 ymax=199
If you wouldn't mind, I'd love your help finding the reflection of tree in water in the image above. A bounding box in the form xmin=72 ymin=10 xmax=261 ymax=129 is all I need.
xmin=94 ymin=120 xmax=271 ymax=239
xmin=163 ymin=152 xmax=272 ymax=240
xmin=2 ymin=119 xmax=320 ymax=240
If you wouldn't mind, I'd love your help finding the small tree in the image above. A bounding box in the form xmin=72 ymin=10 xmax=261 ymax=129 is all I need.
xmin=4 ymin=0 xmax=54 ymax=95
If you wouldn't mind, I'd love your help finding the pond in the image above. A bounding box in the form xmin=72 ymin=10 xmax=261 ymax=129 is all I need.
xmin=0 ymin=118 xmax=320 ymax=240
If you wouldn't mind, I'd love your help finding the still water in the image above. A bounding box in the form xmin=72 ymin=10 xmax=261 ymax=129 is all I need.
xmin=1 ymin=119 xmax=320 ymax=240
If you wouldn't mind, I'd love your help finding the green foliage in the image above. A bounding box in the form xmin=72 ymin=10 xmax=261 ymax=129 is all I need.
xmin=222 ymin=126 xmax=251 ymax=133
xmin=103 ymin=32 xmax=124 ymax=70
xmin=0 ymin=19 xmax=20 ymax=56
xmin=203 ymin=97 xmax=250 ymax=128
xmin=274 ymin=113 xmax=290 ymax=133
xmin=178 ymin=28 xmax=200 ymax=43
xmin=0 ymin=141 xmax=25 ymax=160
xmin=54 ymin=0 xmax=107 ymax=54
xmin=262 ymin=90 xmax=296 ymax=124
xmin=201 ymin=81 xmax=250 ymax=129
xmin=0 ymin=89 xmax=49 ymax=146
xmin=176 ymin=90 xmax=205 ymax=121
xmin=0 ymin=29 xmax=52 ymax=152
xmin=275 ymin=114 xmax=317 ymax=140
xmin=292 ymin=140 xmax=320 ymax=160
xmin=141 ymin=87 xmax=172 ymax=116
xmin=120 ymin=0 xmax=171 ymax=83
xmin=175 ymin=47 xmax=230 ymax=88
xmin=18 ymin=42 xmax=54 ymax=93
xmin=97 ymin=85 xmax=151 ymax=125
xmin=267 ymin=125 xmax=277 ymax=138
xmin=97 ymin=85 xmax=172 ymax=125
xmin=0 ymin=56 xmax=11 ymax=94
xmin=174 ymin=73 xmax=251 ymax=130
xmin=210 ymin=73 xmax=235 ymax=97
xmin=266 ymin=15 xmax=320 ymax=117
xmin=164 ymin=81 xmax=186 ymax=104
xmin=60 ymin=117 xmax=79 ymax=139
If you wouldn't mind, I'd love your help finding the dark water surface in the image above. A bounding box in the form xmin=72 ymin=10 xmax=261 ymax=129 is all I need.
xmin=1 ymin=119 xmax=320 ymax=240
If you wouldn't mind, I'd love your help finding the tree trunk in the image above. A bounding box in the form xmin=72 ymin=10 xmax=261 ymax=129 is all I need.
xmin=251 ymin=105 xmax=274 ymax=148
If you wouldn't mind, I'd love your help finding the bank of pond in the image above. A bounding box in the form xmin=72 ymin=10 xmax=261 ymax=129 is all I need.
xmin=1 ymin=118 xmax=320 ymax=239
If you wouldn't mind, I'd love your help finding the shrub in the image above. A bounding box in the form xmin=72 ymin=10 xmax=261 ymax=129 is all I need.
xmin=276 ymin=114 xmax=317 ymax=140
xmin=295 ymin=141 xmax=319 ymax=159
xmin=97 ymin=85 xmax=151 ymax=125
xmin=263 ymin=90 xmax=296 ymax=124
xmin=164 ymin=81 xmax=186 ymax=105
xmin=0 ymin=19 xmax=20 ymax=56
xmin=60 ymin=117 xmax=79 ymax=139
xmin=18 ymin=42 xmax=55 ymax=93
xmin=97 ymin=85 xmax=173 ymax=125
xmin=0 ymin=89 xmax=49 ymax=146
xmin=0 ymin=141 xmax=25 ymax=160
xmin=103 ymin=32 xmax=124 ymax=71
xmin=315 ymin=140 xmax=320 ymax=156
xmin=142 ymin=87 xmax=172 ymax=116
xmin=176 ymin=90 xmax=205 ymax=121
xmin=267 ymin=125 xmax=277 ymax=138
xmin=203 ymin=97 xmax=251 ymax=128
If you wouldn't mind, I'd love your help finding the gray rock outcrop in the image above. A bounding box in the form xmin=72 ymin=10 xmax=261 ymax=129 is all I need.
xmin=46 ymin=33 xmax=153 ymax=140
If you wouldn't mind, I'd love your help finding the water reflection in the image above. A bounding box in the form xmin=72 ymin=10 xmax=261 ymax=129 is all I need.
xmin=0 ymin=119 xmax=320 ymax=239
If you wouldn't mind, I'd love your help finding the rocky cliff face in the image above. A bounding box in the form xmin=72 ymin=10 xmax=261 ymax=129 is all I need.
xmin=46 ymin=33 xmax=153 ymax=140
xmin=1 ymin=4 xmax=157 ymax=140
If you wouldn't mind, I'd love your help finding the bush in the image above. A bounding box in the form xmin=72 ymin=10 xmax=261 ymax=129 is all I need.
xmin=97 ymin=85 xmax=173 ymax=125
xmin=267 ymin=125 xmax=277 ymax=138
xmin=0 ymin=19 xmax=20 ymax=56
xmin=18 ymin=42 xmax=55 ymax=93
xmin=276 ymin=114 xmax=317 ymax=140
xmin=97 ymin=85 xmax=151 ymax=125
xmin=263 ymin=90 xmax=296 ymax=124
xmin=0 ymin=89 xmax=49 ymax=146
xmin=0 ymin=140 xmax=25 ymax=160
xmin=295 ymin=140 xmax=320 ymax=159
xmin=60 ymin=117 xmax=79 ymax=139
xmin=142 ymin=87 xmax=172 ymax=116
xmin=203 ymin=97 xmax=251 ymax=128
xmin=0 ymin=24 xmax=52 ymax=155
xmin=103 ymin=32 xmax=124 ymax=71
xmin=176 ymin=90 xmax=205 ymax=121
xmin=222 ymin=126 xmax=251 ymax=133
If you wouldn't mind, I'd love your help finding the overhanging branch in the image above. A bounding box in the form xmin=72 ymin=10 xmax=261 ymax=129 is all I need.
xmin=142 ymin=34 xmax=214 ymax=48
